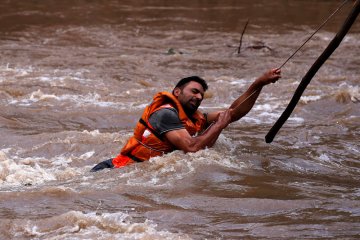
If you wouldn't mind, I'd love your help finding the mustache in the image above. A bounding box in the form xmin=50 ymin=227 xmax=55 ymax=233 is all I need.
xmin=190 ymin=97 xmax=201 ymax=106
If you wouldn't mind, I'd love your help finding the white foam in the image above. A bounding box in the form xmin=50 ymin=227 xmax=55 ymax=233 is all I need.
xmin=0 ymin=64 xmax=34 ymax=82
xmin=0 ymin=152 xmax=57 ymax=186
xmin=318 ymin=153 xmax=330 ymax=162
xmin=253 ymin=103 xmax=277 ymax=112
xmin=7 ymin=89 xmax=154 ymax=110
xmin=288 ymin=116 xmax=305 ymax=124
xmin=300 ymin=95 xmax=322 ymax=104
xmin=0 ymin=150 xmax=84 ymax=188
xmin=18 ymin=211 xmax=192 ymax=239
xmin=229 ymin=78 xmax=248 ymax=85
xmin=30 ymin=89 xmax=59 ymax=101
xmin=0 ymin=64 xmax=93 ymax=87
xmin=38 ymin=76 xmax=52 ymax=82
xmin=8 ymin=89 xmax=121 ymax=108
xmin=79 ymin=151 xmax=95 ymax=160
xmin=124 ymin=134 xmax=244 ymax=187
xmin=349 ymin=86 xmax=360 ymax=102
xmin=200 ymin=103 xmax=230 ymax=110
xmin=82 ymin=129 xmax=101 ymax=136
xmin=241 ymin=116 xmax=262 ymax=124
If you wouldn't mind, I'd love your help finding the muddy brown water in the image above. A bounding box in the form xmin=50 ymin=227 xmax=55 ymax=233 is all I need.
xmin=0 ymin=1 xmax=359 ymax=239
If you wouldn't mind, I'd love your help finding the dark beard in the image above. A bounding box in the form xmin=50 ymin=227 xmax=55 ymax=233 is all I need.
xmin=183 ymin=104 xmax=198 ymax=118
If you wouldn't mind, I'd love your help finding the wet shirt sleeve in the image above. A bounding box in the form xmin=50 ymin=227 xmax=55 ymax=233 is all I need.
xmin=148 ymin=108 xmax=184 ymax=135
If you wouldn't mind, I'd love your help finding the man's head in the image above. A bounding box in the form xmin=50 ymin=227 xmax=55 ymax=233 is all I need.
xmin=172 ymin=76 xmax=208 ymax=116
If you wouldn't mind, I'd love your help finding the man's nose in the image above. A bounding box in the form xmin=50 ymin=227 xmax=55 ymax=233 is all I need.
xmin=195 ymin=93 xmax=203 ymax=100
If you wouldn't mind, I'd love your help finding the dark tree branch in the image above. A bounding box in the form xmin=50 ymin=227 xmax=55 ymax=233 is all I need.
xmin=265 ymin=0 xmax=360 ymax=143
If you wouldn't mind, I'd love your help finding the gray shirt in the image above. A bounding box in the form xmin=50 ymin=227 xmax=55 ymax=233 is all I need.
xmin=148 ymin=108 xmax=184 ymax=135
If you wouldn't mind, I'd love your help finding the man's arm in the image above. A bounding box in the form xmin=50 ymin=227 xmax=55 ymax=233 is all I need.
xmin=162 ymin=68 xmax=280 ymax=153
xmin=206 ymin=68 xmax=281 ymax=123
xmin=164 ymin=110 xmax=232 ymax=153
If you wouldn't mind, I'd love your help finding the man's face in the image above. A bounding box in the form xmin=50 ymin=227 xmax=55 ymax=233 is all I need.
xmin=174 ymin=81 xmax=205 ymax=115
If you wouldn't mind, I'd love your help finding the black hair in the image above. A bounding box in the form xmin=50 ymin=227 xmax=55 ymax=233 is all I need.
xmin=173 ymin=76 xmax=208 ymax=92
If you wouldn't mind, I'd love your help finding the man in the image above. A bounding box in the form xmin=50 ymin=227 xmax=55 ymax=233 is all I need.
xmin=91 ymin=68 xmax=281 ymax=172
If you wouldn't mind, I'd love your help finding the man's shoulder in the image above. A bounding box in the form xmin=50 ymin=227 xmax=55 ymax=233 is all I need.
xmin=152 ymin=107 xmax=179 ymax=119
xmin=149 ymin=107 xmax=184 ymax=135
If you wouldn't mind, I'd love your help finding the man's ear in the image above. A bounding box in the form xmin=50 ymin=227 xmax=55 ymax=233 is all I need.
xmin=173 ymin=87 xmax=181 ymax=97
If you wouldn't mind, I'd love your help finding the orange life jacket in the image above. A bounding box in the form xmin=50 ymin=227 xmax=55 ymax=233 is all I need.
xmin=113 ymin=91 xmax=207 ymax=166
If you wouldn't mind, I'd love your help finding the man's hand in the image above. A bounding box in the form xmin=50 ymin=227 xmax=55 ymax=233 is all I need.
xmin=164 ymin=109 xmax=232 ymax=153
xmin=215 ymin=109 xmax=232 ymax=129
xmin=256 ymin=68 xmax=281 ymax=86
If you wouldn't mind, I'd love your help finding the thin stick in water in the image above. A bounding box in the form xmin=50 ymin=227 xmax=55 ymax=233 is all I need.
xmin=238 ymin=19 xmax=249 ymax=54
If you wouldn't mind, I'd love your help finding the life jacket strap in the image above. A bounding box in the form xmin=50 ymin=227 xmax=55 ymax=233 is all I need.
xmin=139 ymin=118 xmax=164 ymax=141
xmin=134 ymin=138 xmax=165 ymax=154
xmin=127 ymin=153 xmax=145 ymax=163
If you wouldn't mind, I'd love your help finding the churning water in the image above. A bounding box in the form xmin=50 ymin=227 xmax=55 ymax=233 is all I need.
xmin=0 ymin=1 xmax=359 ymax=239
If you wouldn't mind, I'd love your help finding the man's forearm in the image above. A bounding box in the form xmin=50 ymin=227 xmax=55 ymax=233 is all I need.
xmin=177 ymin=110 xmax=231 ymax=153
xmin=185 ymin=121 xmax=225 ymax=152
xmin=229 ymin=68 xmax=281 ymax=122
xmin=229 ymin=80 xmax=264 ymax=122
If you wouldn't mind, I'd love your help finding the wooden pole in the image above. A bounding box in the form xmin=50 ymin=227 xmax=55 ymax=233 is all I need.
xmin=265 ymin=0 xmax=360 ymax=143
